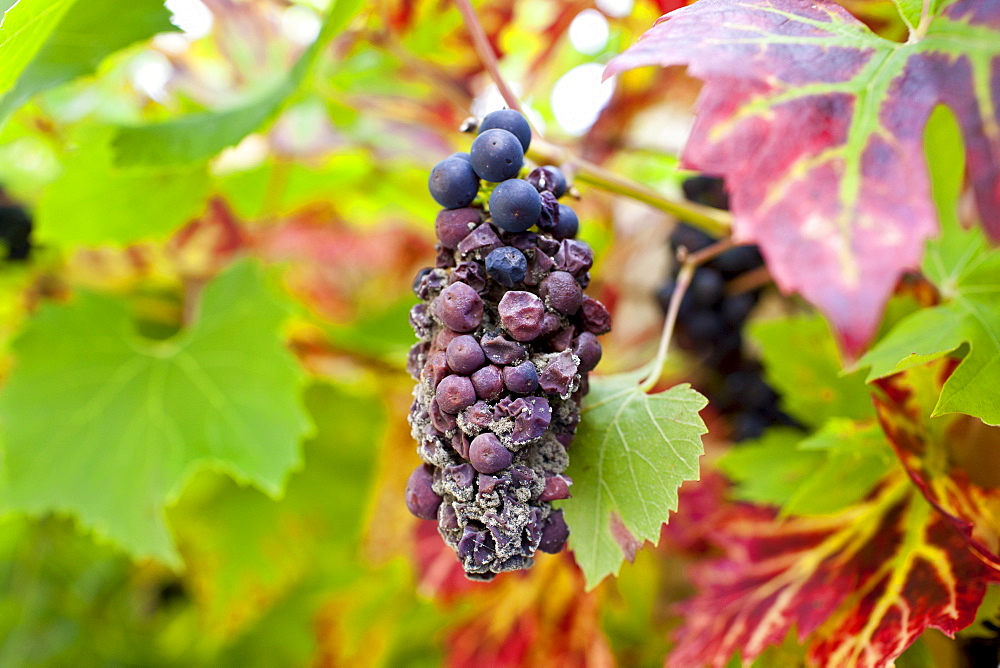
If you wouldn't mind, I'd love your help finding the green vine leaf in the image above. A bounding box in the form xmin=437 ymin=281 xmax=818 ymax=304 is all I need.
xmin=36 ymin=126 xmax=211 ymax=246
xmin=111 ymin=0 xmax=365 ymax=167
xmin=750 ymin=314 xmax=873 ymax=426
xmin=859 ymin=214 xmax=1000 ymax=426
xmin=0 ymin=0 xmax=75 ymax=98
xmin=0 ymin=260 xmax=312 ymax=564
xmin=0 ymin=0 xmax=175 ymax=122
xmin=561 ymin=372 xmax=707 ymax=589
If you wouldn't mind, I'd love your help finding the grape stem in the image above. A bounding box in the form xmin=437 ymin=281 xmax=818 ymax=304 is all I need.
xmin=726 ymin=264 xmax=772 ymax=296
xmin=639 ymin=237 xmax=736 ymax=392
xmin=528 ymin=138 xmax=731 ymax=237
xmin=452 ymin=0 xmax=732 ymax=238
xmin=453 ymin=0 xmax=525 ymax=116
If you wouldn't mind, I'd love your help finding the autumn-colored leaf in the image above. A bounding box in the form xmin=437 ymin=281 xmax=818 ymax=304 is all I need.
xmin=874 ymin=362 xmax=1000 ymax=570
xmin=670 ymin=473 xmax=1000 ymax=667
xmin=606 ymin=0 xmax=1000 ymax=354
xmin=443 ymin=554 xmax=614 ymax=668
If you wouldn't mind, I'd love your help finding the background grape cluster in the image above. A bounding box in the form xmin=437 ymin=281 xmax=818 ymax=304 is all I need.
xmin=658 ymin=177 xmax=796 ymax=441
xmin=405 ymin=111 xmax=610 ymax=579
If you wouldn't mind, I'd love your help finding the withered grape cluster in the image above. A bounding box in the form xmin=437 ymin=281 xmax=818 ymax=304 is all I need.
xmin=406 ymin=109 xmax=610 ymax=580
xmin=659 ymin=176 xmax=795 ymax=441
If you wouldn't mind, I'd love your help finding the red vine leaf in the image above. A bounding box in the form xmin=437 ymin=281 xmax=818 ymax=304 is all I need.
xmin=669 ymin=477 xmax=1000 ymax=667
xmin=874 ymin=363 xmax=1000 ymax=570
xmin=606 ymin=0 xmax=1000 ymax=354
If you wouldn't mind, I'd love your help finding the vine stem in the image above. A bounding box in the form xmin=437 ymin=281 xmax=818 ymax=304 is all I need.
xmin=639 ymin=237 xmax=736 ymax=392
xmin=452 ymin=0 xmax=732 ymax=238
xmin=529 ymin=138 xmax=731 ymax=237
xmin=453 ymin=0 xmax=524 ymax=115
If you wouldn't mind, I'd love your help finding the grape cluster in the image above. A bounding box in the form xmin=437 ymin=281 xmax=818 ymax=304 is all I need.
xmin=406 ymin=109 xmax=609 ymax=580
xmin=659 ymin=176 xmax=793 ymax=441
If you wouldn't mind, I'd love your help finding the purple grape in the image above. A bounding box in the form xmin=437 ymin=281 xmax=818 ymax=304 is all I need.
xmin=407 ymin=341 xmax=429 ymax=380
xmin=537 ymin=510 xmax=569 ymax=553
xmin=498 ymin=291 xmax=546 ymax=341
xmin=434 ymin=282 xmax=483 ymax=332
xmin=409 ymin=303 xmax=434 ymax=340
xmin=460 ymin=401 xmax=495 ymax=433
xmin=456 ymin=222 xmax=503 ymax=258
xmin=489 ymin=179 xmax=542 ymax=233
xmin=538 ymin=350 xmax=578 ymax=396
xmin=450 ymin=261 xmax=487 ymax=292
xmin=436 ymin=375 xmax=477 ymax=414
xmin=422 ymin=351 xmax=449 ymax=389
xmin=480 ymin=333 xmax=528 ymax=365
xmin=457 ymin=528 xmax=495 ymax=566
xmin=540 ymin=475 xmax=572 ymax=502
xmin=553 ymin=239 xmax=592 ymax=275
xmin=470 ymin=364 xmax=504 ymax=400
xmin=429 ymin=158 xmax=480 ymax=209
xmin=540 ymin=271 xmax=583 ymax=315
xmin=503 ymin=361 xmax=539 ymax=394
xmin=536 ymin=191 xmax=560 ymax=232
xmin=579 ymin=296 xmax=612 ymax=335
xmin=573 ymin=332 xmax=602 ymax=373
xmin=439 ymin=503 xmax=460 ymax=530
xmin=446 ymin=335 xmax=486 ymax=374
xmin=435 ymin=207 xmax=480 ymax=249
xmin=509 ymin=396 xmax=551 ymax=444
xmin=527 ymin=166 xmax=567 ymax=198
xmin=470 ymin=433 xmax=513 ymax=474
xmin=470 ymin=129 xmax=523 ymax=182
xmin=406 ymin=464 xmax=442 ymax=520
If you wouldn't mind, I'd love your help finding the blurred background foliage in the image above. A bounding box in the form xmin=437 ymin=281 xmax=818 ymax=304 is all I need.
xmin=0 ymin=0 xmax=980 ymax=665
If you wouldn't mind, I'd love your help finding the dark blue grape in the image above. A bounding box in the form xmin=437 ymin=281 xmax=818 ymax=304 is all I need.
xmin=669 ymin=222 xmax=715 ymax=253
xmin=690 ymin=268 xmax=725 ymax=307
xmin=429 ymin=157 xmax=480 ymax=209
xmin=0 ymin=206 xmax=32 ymax=261
xmin=478 ymin=109 xmax=532 ymax=152
xmin=489 ymin=179 xmax=541 ymax=233
xmin=681 ymin=175 xmax=729 ymax=209
xmin=485 ymin=246 xmax=527 ymax=287
xmin=470 ymin=129 xmax=524 ymax=182
xmin=553 ymin=204 xmax=578 ymax=239
xmin=709 ymin=245 xmax=764 ymax=278
xmin=721 ymin=292 xmax=757 ymax=325
xmin=449 ymin=151 xmax=471 ymax=162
